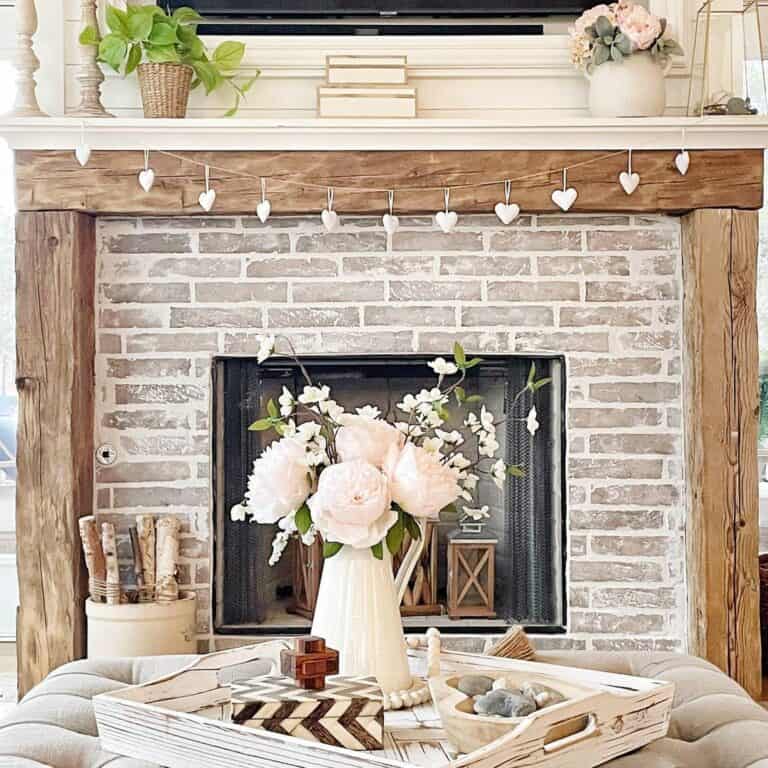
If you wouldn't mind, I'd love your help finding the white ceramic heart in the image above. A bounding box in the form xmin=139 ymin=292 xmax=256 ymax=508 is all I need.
xmin=138 ymin=168 xmax=155 ymax=193
xmin=675 ymin=150 xmax=690 ymax=176
xmin=494 ymin=202 xmax=521 ymax=225
xmin=257 ymin=199 xmax=272 ymax=224
xmin=75 ymin=143 xmax=91 ymax=167
xmin=321 ymin=208 xmax=340 ymax=232
xmin=551 ymin=188 xmax=578 ymax=212
xmin=199 ymin=189 xmax=216 ymax=212
xmin=619 ymin=171 xmax=640 ymax=195
xmin=435 ymin=210 xmax=458 ymax=234
xmin=382 ymin=213 xmax=400 ymax=235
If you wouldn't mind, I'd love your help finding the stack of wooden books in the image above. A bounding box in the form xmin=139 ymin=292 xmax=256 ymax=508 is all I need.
xmin=318 ymin=55 xmax=417 ymax=118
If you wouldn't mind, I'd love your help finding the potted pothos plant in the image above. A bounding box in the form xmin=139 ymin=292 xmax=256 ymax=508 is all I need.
xmin=80 ymin=4 xmax=258 ymax=118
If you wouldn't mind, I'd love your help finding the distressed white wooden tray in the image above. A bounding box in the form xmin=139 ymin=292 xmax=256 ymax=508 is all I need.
xmin=93 ymin=642 xmax=674 ymax=768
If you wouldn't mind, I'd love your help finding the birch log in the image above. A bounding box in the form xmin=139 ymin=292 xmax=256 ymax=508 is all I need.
xmin=136 ymin=515 xmax=156 ymax=601
xmin=129 ymin=526 xmax=144 ymax=592
xmin=79 ymin=516 xmax=106 ymax=602
xmin=101 ymin=522 xmax=120 ymax=605
xmin=156 ymin=516 xmax=181 ymax=602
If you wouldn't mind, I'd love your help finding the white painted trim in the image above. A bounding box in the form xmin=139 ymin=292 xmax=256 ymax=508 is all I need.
xmin=1 ymin=115 xmax=767 ymax=151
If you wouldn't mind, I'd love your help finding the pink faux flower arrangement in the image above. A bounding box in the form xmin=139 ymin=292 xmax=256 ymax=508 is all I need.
xmin=232 ymin=337 xmax=549 ymax=564
xmin=569 ymin=2 xmax=682 ymax=70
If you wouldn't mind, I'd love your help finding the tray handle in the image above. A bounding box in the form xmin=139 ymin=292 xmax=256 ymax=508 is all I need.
xmin=542 ymin=713 xmax=598 ymax=754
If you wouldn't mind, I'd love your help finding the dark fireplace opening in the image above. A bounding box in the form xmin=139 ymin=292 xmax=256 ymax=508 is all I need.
xmin=213 ymin=354 xmax=567 ymax=635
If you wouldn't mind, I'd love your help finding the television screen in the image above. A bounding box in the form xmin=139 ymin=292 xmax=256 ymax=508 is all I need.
xmin=169 ymin=0 xmax=592 ymax=16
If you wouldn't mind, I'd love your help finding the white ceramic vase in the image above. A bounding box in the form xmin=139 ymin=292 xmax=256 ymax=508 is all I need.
xmin=311 ymin=545 xmax=413 ymax=694
xmin=587 ymin=51 xmax=673 ymax=118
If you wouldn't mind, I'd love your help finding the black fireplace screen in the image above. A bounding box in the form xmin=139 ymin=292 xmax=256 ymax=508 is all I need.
xmin=213 ymin=354 xmax=566 ymax=634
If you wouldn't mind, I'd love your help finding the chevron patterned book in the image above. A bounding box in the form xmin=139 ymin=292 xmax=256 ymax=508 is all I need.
xmin=230 ymin=674 xmax=385 ymax=751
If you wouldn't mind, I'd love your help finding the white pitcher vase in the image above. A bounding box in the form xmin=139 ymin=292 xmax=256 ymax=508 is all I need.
xmin=587 ymin=51 xmax=673 ymax=117
xmin=311 ymin=542 xmax=419 ymax=695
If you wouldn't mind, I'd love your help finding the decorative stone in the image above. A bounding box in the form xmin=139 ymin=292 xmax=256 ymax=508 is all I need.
xmin=520 ymin=681 xmax=567 ymax=709
xmin=457 ymin=675 xmax=494 ymax=697
xmin=473 ymin=689 xmax=536 ymax=718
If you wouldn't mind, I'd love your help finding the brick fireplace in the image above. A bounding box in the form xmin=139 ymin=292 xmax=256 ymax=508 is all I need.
xmin=93 ymin=212 xmax=685 ymax=653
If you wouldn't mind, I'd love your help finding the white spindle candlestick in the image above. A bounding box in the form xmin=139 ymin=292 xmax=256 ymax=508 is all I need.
xmin=69 ymin=0 xmax=112 ymax=117
xmin=11 ymin=0 xmax=46 ymax=117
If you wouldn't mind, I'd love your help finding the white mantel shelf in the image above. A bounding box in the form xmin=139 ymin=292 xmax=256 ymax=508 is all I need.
xmin=1 ymin=116 xmax=767 ymax=152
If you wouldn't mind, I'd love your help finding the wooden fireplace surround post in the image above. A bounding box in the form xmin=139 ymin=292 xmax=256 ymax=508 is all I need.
xmin=12 ymin=148 xmax=765 ymax=697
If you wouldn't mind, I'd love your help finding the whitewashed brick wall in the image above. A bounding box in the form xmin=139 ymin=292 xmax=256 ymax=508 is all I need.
xmin=94 ymin=213 xmax=685 ymax=653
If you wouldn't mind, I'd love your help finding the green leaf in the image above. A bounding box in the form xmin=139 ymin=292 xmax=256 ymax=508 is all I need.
xmin=106 ymin=6 xmax=130 ymax=37
xmin=98 ymin=34 xmax=128 ymax=72
xmin=453 ymin=341 xmax=466 ymax=367
xmin=148 ymin=21 xmax=179 ymax=46
xmin=464 ymin=357 xmax=482 ymax=370
xmin=507 ymin=465 xmax=526 ymax=478
xmin=532 ymin=377 xmax=552 ymax=392
xmin=323 ymin=541 xmax=343 ymax=558
xmin=371 ymin=542 xmax=384 ymax=561
xmin=173 ymin=6 xmax=205 ymax=25
xmin=464 ymin=395 xmax=484 ymax=404
xmin=386 ymin=515 xmax=405 ymax=556
xmin=125 ymin=43 xmax=142 ymax=75
xmin=527 ymin=362 xmax=536 ymax=388
xmin=213 ymin=40 xmax=245 ymax=72
xmin=192 ymin=59 xmax=220 ymax=93
xmin=441 ymin=503 xmax=458 ymax=518
xmin=79 ymin=25 xmax=100 ymax=46
xmin=223 ymin=93 xmax=241 ymax=117
xmin=592 ymin=43 xmax=610 ymax=67
xmin=594 ymin=15 xmax=614 ymax=38
xmin=454 ymin=386 xmax=466 ymax=404
xmin=403 ymin=513 xmax=422 ymax=541
xmin=295 ymin=504 xmax=312 ymax=535
xmin=127 ymin=10 xmax=154 ymax=42
xmin=177 ymin=25 xmax=205 ymax=59
xmin=248 ymin=418 xmax=274 ymax=432
xmin=266 ymin=399 xmax=278 ymax=418
xmin=145 ymin=44 xmax=181 ymax=63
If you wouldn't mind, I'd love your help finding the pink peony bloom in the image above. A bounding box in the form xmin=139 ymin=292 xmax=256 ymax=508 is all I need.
xmin=336 ymin=414 xmax=405 ymax=468
xmin=573 ymin=4 xmax=616 ymax=36
xmin=385 ymin=442 xmax=462 ymax=519
xmin=618 ymin=5 xmax=662 ymax=50
xmin=244 ymin=438 xmax=311 ymax=524
xmin=308 ymin=460 xmax=396 ymax=549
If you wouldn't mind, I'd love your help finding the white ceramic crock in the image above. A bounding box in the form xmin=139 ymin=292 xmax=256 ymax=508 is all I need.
xmin=587 ymin=51 xmax=673 ymax=118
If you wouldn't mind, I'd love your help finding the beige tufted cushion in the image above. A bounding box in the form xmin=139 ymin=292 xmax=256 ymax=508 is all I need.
xmin=1 ymin=651 xmax=768 ymax=767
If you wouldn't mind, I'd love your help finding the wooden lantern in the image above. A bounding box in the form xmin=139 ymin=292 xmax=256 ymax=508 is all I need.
xmin=395 ymin=521 xmax=442 ymax=616
xmin=447 ymin=538 xmax=497 ymax=619
xmin=289 ymin=537 xmax=324 ymax=620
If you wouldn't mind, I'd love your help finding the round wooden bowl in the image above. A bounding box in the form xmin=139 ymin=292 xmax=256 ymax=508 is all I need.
xmin=428 ymin=669 xmax=591 ymax=754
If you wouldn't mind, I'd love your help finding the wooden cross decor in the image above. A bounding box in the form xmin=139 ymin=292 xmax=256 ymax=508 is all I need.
xmin=280 ymin=636 xmax=339 ymax=690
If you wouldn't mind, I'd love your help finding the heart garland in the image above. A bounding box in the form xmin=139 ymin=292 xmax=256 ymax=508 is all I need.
xmin=552 ymin=168 xmax=578 ymax=212
xmin=382 ymin=190 xmax=400 ymax=235
xmin=75 ymin=142 xmax=91 ymax=167
xmin=619 ymin=148 xmax=640 ymax=196
xmin=138 ymin=149 xmax=155 ymax=193
xmin=436 ymin=188 xmax=458 ymax=233
xmin=198 ymin=165 xmax=216 ymax=212
xmin=257 ymin=177 xmax=271 ymax=223
xmin=322 ymin=188 xmax=340 ymax=232
xmin=495 ymin=180 xmax=521 ymax=225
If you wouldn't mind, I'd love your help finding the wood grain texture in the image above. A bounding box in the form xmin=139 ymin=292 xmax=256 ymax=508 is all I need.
xmin=682 ymin=208 xmax=761 ymax=699
xmin=14 ymin=148 xmax=764 ymax=215
xmin=15 ymin=211 xmax=95 ymax=696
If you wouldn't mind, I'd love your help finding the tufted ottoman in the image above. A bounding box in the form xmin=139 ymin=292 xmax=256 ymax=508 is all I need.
xmin=1 ymin=652 xmax=768 ymax=767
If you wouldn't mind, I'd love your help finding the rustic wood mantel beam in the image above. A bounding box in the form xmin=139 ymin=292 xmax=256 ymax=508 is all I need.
xmin=15 ymin=211 xmax=95 ymax=696
xmin=14 ymin=149 xmax=763 ymax=215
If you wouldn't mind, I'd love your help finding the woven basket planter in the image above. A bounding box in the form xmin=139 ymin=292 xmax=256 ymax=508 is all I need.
xmin=137 ymin=63 xmax=193 ymax=118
